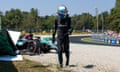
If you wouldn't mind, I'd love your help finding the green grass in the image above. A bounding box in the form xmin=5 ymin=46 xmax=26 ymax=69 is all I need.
xmin=82 ymin=37 xmax=104 ymax=44
xmin=0 ymin=59 xmax=72 ymax=72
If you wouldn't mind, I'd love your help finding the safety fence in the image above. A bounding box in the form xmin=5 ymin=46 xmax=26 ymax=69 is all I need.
xmin=91 ymin=32 xmax=120 ymax=45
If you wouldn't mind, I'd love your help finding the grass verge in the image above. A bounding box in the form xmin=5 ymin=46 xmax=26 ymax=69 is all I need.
xmin=0 ymin=59 xmax=72 ymax=72
xmin=82 ymin=37 xmax=104 ymax=44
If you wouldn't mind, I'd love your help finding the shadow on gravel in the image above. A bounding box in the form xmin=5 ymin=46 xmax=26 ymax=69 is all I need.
xmin=31 ymin=64 xmax=50 ymax=68
xmin=69 ymin=64 xmax=77 ymax=67
xmin=83 ymin=64 xmax=96 ymax=69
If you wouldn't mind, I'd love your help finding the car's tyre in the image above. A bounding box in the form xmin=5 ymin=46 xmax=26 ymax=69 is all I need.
xmin=34 ymin=39 xmax=41 ymax=55
xmin=41 ymin=44 xmax=50 ymax=53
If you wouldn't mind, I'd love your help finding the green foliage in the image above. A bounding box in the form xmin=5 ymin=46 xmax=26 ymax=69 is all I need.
xmin=116 ymin=0 xmax=120 ymax=7
xmin=3 ymin=9 xmax=22 ymax=30
xmin=0 ymin=0 xmax=120 ymax=33
xmin=109 ymin=0 xmax=120 ymax=32
xmin=72 ymin=13 xmax=94 ymax=31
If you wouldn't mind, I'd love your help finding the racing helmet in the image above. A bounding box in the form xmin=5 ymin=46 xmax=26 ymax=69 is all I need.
xmin=57 ymin=5 xmax=68 ymax=18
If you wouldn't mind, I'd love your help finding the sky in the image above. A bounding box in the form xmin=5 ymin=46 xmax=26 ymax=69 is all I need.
xmin=0 ymin=0 xmax=116 ymax=16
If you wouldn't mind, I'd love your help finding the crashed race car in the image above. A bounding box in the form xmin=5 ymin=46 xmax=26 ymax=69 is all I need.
xmin=40 ymin=36 xmax=57 ymax=53
xmin=16 ymin=35 xmax=57 ymax=54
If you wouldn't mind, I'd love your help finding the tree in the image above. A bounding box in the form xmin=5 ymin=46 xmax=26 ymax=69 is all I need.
xmin=14 ymin=9 xmax=22 ymax=30
xmin=116 ymin=0 xmax=120 ymax=7
xmin=97 ymin=11 xmax=109 ymax=32
xmin=3 ymin=9 xmax=22 ymax=30
xmin=29 ymin=8 xmax=38 ymax=30
xmin=0 ymin=11 xmax=3 ymax=30
xmin=72 ymin=15 xmax=82 ymax=31
xmin=109 ymin=0 xmax=120 ymax=33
